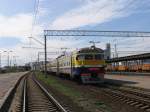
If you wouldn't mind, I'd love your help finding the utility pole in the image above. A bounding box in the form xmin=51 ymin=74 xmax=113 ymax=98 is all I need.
xmin=114 ymin=44 xmax=118 ymax=58
xmin=8 ymin=52 xmax=9 ymax=67
xmin=37 ymin=52 xmax=41 ymax=70
xmin=27 ymin=36 xmax=46 ymax=75
xmin=44 ymin=35 xmax=47 ymax=78
xmin=4 ymin=51 xmax=13 ymax=71
xmin=13 ymin=56 xmax=19 ymax=66
xmin=38 ymin=52 xmax=39 ymax=63
xmin=61 ymin=47 xmax=68 ymax=55
xmin=0 ymin=52 xmax=1 ymax=68
xmin=113 ymin=39 xmax=118 ymax=58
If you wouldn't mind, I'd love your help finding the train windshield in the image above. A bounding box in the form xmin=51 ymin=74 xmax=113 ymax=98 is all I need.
xmin=85 ymin=54 xmax=93 ymax=60
xmin=76 ymin=55 xmax=84 ymax=60
xmin=76 ymin=54 xmax=104 ymax=60
xmin=95 ymin=54 xmax=104 ymax=60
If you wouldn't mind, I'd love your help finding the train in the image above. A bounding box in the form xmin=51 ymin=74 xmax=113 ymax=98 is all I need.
xmin=106 ymin=59 xmax=150 ymax=72
xmin=47 ymin=45 xmax=106 ymax=84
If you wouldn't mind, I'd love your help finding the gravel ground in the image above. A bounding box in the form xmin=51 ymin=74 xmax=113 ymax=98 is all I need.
xmin=35 ymin=72 xmax=145 ymax=112
xmin=35 ymin=74 xmax=85 ymax=112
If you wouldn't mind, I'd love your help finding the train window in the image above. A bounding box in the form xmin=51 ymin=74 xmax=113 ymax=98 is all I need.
xmin=85 ymin=54 xmax=93 ymax=60
xmin=95 ymin=54 xmax=103 ymax=60
xmin=66 ymin=62 xmax=68 ymax=66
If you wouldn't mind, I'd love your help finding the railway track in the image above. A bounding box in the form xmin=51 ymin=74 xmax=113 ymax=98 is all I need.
xmin=89 ymin=84 xmax=150 ymax=112
xmin=107 ymin=85 xmax=150 ymax=100
xmin=4 ymin=72 xmax=68 ymax=112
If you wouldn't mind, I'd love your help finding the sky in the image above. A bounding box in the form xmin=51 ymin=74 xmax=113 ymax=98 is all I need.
xmin=0 ymin=0 xmax=150 ymax=66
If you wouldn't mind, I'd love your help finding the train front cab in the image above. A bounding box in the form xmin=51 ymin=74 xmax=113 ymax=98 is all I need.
xmin=72 ymin=53 xmax=105 ymax=84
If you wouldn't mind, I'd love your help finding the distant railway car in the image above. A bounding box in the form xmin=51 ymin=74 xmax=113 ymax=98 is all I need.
xmin=129 ymin=64 xmax=138 ymax=72
xmin=142 ymin=59 xmax=150 ymax=72
xmin=113 ymin=66 xmax=118 ymax=71
xmin=118 ymin=65 xmax=128 ymax=71
xmin=106 ymin=59 xmax=150 ymax=73
xmin=49 ymin=46 xmax=106 ymax=84
xmin=47 ymin=59 xmax=57 ymax=72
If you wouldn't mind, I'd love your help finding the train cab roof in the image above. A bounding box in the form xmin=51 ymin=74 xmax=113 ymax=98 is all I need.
xmin=57 ymin=46 xmax=104 ymax=58
xmin=76 ymin=46 xmax=104 ymax=54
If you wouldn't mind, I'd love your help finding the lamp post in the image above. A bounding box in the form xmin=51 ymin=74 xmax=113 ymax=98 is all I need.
xmin=3 ymin=50 xmax=13 ymax=68
xmin=13 ymin=56 xmax=19 ymax=67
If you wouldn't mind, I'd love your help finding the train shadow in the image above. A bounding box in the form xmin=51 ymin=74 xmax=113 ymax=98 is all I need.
xmin=46 ymin=71 xmax=138 ymax=88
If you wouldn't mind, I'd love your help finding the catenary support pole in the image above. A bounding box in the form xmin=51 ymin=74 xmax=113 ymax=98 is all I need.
xmin=44 ymin=35 xmax=47 ymax=78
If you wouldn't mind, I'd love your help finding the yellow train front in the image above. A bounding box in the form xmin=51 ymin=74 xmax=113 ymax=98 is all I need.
xmin=50 ymin=46 xmax=106 ymax=84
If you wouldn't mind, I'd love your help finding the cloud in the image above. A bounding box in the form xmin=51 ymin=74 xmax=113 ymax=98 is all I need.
xmin=1 ymin=0 xmax=150 ymax=66
xmin=109 ymin=37 xmax=150 ymax=57
xmin=48 ymin=0 xmax=150 ymax=58
xmin=0 ymin=13 xmax=45 ymax=66
xmin=0 ymin=13 xmax=43 ymax=41
xmin=0 ymin=37 xmax=84 ymax=66
xmin=50 ymin=0 xmax=150 ymax=29
xmin=1 ymin=43 xmax=32 ymax=66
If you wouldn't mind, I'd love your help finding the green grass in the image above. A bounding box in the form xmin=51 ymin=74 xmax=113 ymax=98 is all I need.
xmin=36 ymin=71 xmax=111 ymax=112
xmin=95 ymin=101 xmax=107 ymax=108
xmin=36 ymin=71 xmax=81 ymax=100
xmin=95 ymin=101 xmax=112 ymax=112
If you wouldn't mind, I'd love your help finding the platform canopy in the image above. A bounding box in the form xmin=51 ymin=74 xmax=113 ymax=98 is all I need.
xmin=106 ymin=53 xmax=150 ymax=63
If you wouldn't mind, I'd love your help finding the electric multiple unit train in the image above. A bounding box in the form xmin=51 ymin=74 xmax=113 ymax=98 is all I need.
xmin=47 ymin=46 xmax=106 ymax=83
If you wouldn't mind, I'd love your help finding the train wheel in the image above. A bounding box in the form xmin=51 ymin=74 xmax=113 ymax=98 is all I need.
xmin=77 ymin=76 xmax=83 ymax=84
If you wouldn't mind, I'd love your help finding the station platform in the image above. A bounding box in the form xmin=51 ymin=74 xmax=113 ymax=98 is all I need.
xmin=0 ymin=72 xmax=27 ymax=107
xmin=105 ymin=74 xmax=150 ymax=90
xmin=107 ymin=72 xmax=150 ymax=76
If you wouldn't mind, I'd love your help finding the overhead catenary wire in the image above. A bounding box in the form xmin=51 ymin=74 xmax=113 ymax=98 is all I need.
xmin=25 ymin=0 xmax=40 ymax=64
xmin=31 ymin=0 xmax=40 ymax=37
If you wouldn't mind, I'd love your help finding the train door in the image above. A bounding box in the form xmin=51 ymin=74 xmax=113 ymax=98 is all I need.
xmin=70 ymin=55 xmax=74 ymax=79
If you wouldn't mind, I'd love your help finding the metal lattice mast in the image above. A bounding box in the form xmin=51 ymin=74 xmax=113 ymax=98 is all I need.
xmin=44 ymin=30 xmax=150 ymax=37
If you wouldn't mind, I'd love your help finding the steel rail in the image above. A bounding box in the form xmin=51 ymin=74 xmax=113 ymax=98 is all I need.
xmin=33 ymin=76 xmax=68 ymax=112
xmin=90 ymin=85 xmax=150 ymax=111
xmin=22 ymin=78 xmax=26 ymax=112
xmin=104 ymin=88 xmax=150 ymax=105
xmin=108 ymin=86 xmax=150 ymax=100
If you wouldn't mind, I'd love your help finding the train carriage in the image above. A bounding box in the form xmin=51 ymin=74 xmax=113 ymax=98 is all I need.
xmin=49 ymin=46 xmax=106 ymax=84
xmin=142 ymin=59 xmax=150 ymax=72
